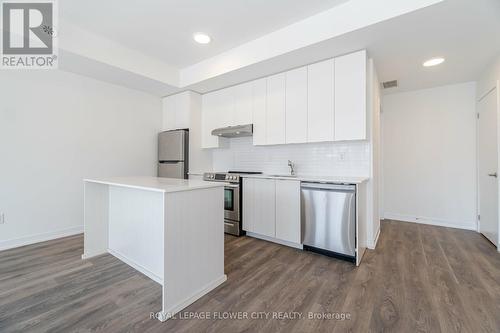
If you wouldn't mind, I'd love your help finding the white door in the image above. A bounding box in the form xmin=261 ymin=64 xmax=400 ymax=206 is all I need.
xmin=478 ymin=85 xmax=499 ymax=247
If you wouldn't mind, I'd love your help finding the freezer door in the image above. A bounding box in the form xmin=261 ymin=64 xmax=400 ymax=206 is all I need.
xmin=158 ymin=130 xmax=186 ymax=162
xmin=158 ymin=162 xmax=186 ymax=179
xmin=301 ymin=184 xmax=356 ymax=257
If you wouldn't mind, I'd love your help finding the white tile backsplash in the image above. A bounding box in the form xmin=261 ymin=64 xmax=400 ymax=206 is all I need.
xmin=212 ymin=137 xmax=370 ymax=177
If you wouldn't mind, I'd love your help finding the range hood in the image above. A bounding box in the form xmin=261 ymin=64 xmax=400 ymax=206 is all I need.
xmin=211 ymin=124 xmax=253 ymax=138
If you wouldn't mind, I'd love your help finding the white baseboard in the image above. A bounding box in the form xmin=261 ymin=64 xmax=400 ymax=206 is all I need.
xmin=246 ymin=232 xmax=303 ymax=250
xmin=157 ymin=274 xmax=227 ymax=322
xmin=81 ymin=250 xmax=107 ymax=260
xmin=107 ymin=248 xmax=163 ymax=284
xmin=0 ymin=226 xmax=83 ymax=252
xmin=383 ymin=213 xmax=476 ymax=231
xmin=367 ymin=227 xmax=380 ymax=250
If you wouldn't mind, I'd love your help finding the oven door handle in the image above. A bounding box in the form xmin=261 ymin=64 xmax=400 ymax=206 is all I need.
xmin=224 ymin=184 xmax=240 ymax=189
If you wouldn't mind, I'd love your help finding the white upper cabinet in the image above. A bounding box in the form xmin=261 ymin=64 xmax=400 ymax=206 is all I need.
xmin=285 ymin=67 xmax=308 ymax=144
xmin=307 ymin=59 xmax=335 ymax=142
xmin=215 ymin=88 xmax=234 ymax=128
xmin=201 ymin=93 xmax=220 ymax=149
xmin=266 ymin=73 xmax=286 ymax=145
xmin=233 ymin=81 xmax=253 ymax=126
xmin=200 ymin=50 xmax=368 ymax=147
xmin=334 ymin=50 xmax=367 ymax=141
xmin=162 ymin=92 xmax=190 ymax=131
xmin=252 ymin=78 xmax=267 ymax=146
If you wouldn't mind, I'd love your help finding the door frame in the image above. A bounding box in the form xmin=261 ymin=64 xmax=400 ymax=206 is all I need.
xmin=476 ymin=80 xmax=500 ymax=251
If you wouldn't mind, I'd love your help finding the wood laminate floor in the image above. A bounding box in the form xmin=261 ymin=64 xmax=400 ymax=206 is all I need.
xmin=1 ymin=220 xmax=499 ymax=333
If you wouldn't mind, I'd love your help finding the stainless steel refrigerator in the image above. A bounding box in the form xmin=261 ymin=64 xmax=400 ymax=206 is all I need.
xmin=158 ymin=129 xmax=189 ymax=179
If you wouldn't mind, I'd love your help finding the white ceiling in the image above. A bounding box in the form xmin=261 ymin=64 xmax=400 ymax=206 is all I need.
xmin=368 ymin=0 xmax=500 ymax=94
xmin=60 ymin=0 xmax=348 ymax=68
xmin=57 ymin=0 xmax=500 ymax=96
xmin=182 ymin=0 xmax=500 ymax=94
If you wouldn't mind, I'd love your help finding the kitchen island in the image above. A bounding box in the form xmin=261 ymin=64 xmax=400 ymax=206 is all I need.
xmin=82 ymin=176 xmax=225 ymax=321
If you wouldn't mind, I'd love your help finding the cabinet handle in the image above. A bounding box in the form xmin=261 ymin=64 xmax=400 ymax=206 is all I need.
xmin=488 ymin=172 xmax=498 ymax=178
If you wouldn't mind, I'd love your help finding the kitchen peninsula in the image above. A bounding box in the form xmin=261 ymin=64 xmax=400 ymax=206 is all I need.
xmin=82 ymin=177 xmax=225 ymax=321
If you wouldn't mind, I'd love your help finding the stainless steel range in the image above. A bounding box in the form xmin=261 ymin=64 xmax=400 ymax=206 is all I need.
xmin=203 ymin=171 xmax=262 ymax=236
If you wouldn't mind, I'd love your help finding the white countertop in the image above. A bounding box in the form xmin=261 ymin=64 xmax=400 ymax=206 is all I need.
xmin=84 ymin=176 xmax=224 ymax=193
xmin=240 ymin=174 xmax=369 ymax=184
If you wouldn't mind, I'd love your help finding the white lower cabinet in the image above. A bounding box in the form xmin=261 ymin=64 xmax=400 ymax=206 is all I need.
xmin=275 ymin=180 xmax=301 ymax=243
xmin=243 ymin=178 xmax=275 ymax=237
xmin=243 ymin=178 xmax=301 ymax=245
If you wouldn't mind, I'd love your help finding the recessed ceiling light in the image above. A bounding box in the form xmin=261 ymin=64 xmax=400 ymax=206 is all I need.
xmin=193 ymin=33 xmax=211 ymax=44
xmin=423 ymin=57 xmax=445 ymax=67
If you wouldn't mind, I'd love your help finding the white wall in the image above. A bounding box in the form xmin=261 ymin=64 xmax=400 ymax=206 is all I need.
xmin=366 ymin=59 xmax=381 ymax=248
xmin=382 ymin=82 xmax=477 ymax=230
xmin=477 ymin=55 xmax=500 ymax=99
xmin=0 ymin=70 xmax=161 ymax=250
xmin=212 ymin=138 xmax=370 ymax=177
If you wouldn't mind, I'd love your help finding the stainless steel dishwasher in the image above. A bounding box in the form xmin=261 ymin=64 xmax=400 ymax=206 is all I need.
xmin=301 ymin=182 xmax=356 ymax=261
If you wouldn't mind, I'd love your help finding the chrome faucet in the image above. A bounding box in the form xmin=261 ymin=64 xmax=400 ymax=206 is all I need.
xmin=288 ymin=160 xmax=296 ymax=176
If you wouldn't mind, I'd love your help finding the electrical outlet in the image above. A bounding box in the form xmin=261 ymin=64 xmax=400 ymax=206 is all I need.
xmin=0 ymin=213 xmax=4 ymax=224
xmin=339 ymin=152 xmax=346 ymax=161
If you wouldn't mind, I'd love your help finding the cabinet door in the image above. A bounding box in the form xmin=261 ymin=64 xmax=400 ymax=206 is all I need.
xmin=334 ymin=50 xmax=367 ymax=141
xmin=275 ymin=180 xmax=301 ymax=243
xmin=162 ymin=93 xmax=191 ymax=131
xmin=213 ymin=88 xmax=234 ymax=128
xmin=252 ymin=78 xmax=267 ymax=145
xmin=285 ymin=67 xmax=308 ymax=143
xmin=162 ymin=96 xmax=177 ymax=131
xmin=175 ymin=92 xmax=190 ymax=129
xmin=234 ymin=82 xmax=253 ymax=126
xmin=307 ymin=59 xmax=335 ymax=142
xmin=201 ymin=93 xmax=220 ymax=149
xmin=266 ymin=73 xmax=286 ymax=145
xmin=253 ymin=178 xmax=276 ymax=237
xmin=243 ymin=178 xmax=276 ymax=237
xmin=242 ymin=178 xmax=255 ymax=232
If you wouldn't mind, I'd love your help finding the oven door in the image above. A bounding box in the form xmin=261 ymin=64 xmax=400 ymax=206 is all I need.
xmin=224 ymin=184 xmax=240 ymax=222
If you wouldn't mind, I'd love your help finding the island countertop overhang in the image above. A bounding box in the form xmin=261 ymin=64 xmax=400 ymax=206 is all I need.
xmin=84 ymin=176 xmax=223 ymax=193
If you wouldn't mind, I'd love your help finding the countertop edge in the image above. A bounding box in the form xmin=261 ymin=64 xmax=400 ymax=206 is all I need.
xmin=83 ymin=178 xmax=224 ymax=193
xmin=239 ymin=174 xmax=369 ymax=184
